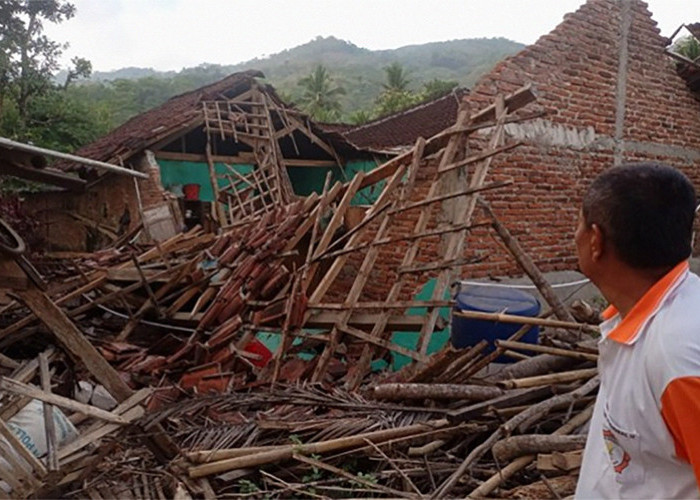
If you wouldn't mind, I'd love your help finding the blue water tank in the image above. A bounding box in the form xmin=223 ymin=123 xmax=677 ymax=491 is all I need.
xmin=452 ymin=285 xmax=541 ymax=362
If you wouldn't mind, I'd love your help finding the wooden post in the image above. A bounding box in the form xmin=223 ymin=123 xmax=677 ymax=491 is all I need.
xmin=479 ymin=198 xmax=576 ymax=323
xmin=205 ymin=139 xmax=226 ymax=227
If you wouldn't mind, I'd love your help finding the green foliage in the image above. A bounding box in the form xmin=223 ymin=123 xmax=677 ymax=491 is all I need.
xmin=374 ymin=88 xmax=422 ymax=117
xmin=22 ymin=89 xmax=110 ymax=151
xmin=236 ymin=479 xmax=260 ymax=494
xmin=0 ymin=0 xmax=77 ymax=120
xmin=421 ymin=78 xmax=458 ymax=101
xmin=0 ymin=0 xmax=107 ymax=158
xmin=62 ymin=55 xmax=91 ymax=88
xmin=348 ymin=109 xmax=373 ymax=125
xmin=356 ymin=471 xmax=378 ymax=486
xmin=382 ymin=62 xmax=411 ymax=92
xmin=301 ymin=454 xmax=325 ymax=483
xmin=674 ymin=35 xmax=700 ymax=62
xmin=297 ymin=64 xmax=345 ymax=121
xmin=66 ymin=36 xmax=523 ymax=126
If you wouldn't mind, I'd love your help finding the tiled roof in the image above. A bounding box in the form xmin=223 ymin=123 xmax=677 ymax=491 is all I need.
xmin=342 ymin=88 xmax=469 ymax=151
xmin=56 ymin=70 xmax=362 ymax=174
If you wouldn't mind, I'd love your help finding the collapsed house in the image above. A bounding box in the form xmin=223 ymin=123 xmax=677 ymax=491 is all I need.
xmin=22 ymin=70 xmax=375 ymax=251
xmin=1 ymin=0 xmax=699 ymax=498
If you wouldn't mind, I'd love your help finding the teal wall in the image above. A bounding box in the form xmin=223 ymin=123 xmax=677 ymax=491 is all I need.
xmin=157 ymin=158 xmax=387 ymax=205
xmin=286 ymin=160 xmax=386 ymax=205
xmin=158 ymin=160 xmax=253 ymax=202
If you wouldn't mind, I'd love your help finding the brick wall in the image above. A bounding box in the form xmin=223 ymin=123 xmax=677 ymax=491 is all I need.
xmin=331 ymin=0 xmax=700 ymax=302
xmin=24 ymin=151 xmax=169 ymax=251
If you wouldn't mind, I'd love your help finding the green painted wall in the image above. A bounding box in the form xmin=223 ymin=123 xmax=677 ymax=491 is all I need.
xmin=157 ymin=158 xmax=387 ymax=204
xmin=158 ymin=160 xmax=253 ymax=202
xmin=286 ymin=159 xmax=386 ymax=205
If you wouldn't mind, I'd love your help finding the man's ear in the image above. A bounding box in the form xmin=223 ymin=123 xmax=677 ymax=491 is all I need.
xmin=590 ymin=224 xmax=604 ymax=261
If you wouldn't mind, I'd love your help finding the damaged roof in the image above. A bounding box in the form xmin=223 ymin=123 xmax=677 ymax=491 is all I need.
xmin=340 ymin=88 xmax=469 ymax=152
xmin=57 ymin=70 xmax=361 ymax=175
xmin=674 ymin=23 xmax=700 ymax=94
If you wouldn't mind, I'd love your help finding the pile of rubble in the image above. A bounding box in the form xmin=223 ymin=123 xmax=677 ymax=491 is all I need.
xmin=0 ymin=85 xmax=603 ymax=498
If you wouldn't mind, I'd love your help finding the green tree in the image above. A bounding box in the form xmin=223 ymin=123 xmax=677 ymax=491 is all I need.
xmin=382 ymin=62 xmax=411 ymax=92
xmin=348 ymin=109 xmax=373 ymax=125
xmin=62 ymin=56 xmax=91 ymax=89
xmin=373 ymin=89 xmax=421 ymax=117
xmin=421 ymin=78 xmax=458 ymax=101
xmin=673 ymin=35 xmax=700 ymax=62
xmin=297 ymin=64 xmax=345 ymax=121
xmin=0 ymin=0 xmax=76 ymax=120
xmin=373 ymin=62 xmax=421 ymax=117
xmin=0 ymin=0 xmax=103 ymax=155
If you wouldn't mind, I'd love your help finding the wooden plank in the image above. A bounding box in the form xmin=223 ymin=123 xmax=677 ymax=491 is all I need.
xmin=337 ymin=324 xmax=424 ymax=361
xmin=0 ymin=378 xmax=129 ymax=424
xmin=0 ymin=161 xmax=86 ymax=191
xmin=38 ymin=352 xmax=59 ymax=472
xmin=305 ymin=310 xmax=430 ymax=331
xmin=344 ymin=140 xmax=426 ymax=389
xmin=205 ymin=140 xmax=226 ymax=226
xmin=438 ymin=142 xmax=523 ymax=174
xmin=153 ymin=150 xmax=257 ymax=164
xmin=304 ymin=172 xmax=365 ymax=294
xmin=415 ymin=94 xmax=507 ymax=359
xmin=16 ymin=288 xmax=134 ymax=402
xmin=447 ymin=386 xmax=554 ymax=423
xmin=480 ymin=199 xmax=576 ymax=322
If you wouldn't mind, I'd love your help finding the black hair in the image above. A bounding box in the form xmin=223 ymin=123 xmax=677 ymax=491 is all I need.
xmin=582 ymin=162 xmax=697 ymax=269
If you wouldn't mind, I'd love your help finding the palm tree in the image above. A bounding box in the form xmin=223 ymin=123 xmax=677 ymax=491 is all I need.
xmin=297 ymin=64 xmax=345 ymax=121
xmin=382 ymin=62 xmax=411 ymax=92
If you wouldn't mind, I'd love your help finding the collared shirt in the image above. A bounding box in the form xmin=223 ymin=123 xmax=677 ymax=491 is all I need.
xmin=576 ymin=261 xmax=700 ymax=499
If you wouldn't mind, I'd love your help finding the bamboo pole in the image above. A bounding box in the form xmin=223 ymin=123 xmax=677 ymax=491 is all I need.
xmin=453 ymin=309 xmax=598 ymax=334
xmin=467 ymin=404 xmax=595 ymax=498
xmin=372 ymin=383 xmax=504 ymax=402
xmin=496 ymin=339 xmax=598 ymax=362
xmin=497 ymin=368 xmax=598 ymax=390
xmin=187 ymin=419 xmax=448 ymax=478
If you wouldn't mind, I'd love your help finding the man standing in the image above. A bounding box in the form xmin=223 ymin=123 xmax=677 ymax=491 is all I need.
xmin=575 ymin=162 xmax=700 ymax=498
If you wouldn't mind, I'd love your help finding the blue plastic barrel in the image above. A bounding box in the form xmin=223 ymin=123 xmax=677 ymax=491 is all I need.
xmin=451 ymin=285 xmax=541 ymax=362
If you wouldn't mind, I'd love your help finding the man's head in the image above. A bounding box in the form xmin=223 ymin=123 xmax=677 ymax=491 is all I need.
xmin=576 ymin=162 xmax=696 ymax=278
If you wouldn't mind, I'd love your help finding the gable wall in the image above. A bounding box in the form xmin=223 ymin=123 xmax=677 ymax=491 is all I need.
xmin=334 ymin=0 xmax=700 ymax=302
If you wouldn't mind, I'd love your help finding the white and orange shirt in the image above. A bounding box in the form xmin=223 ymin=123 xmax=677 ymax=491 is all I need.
xmin=576 ymin=261 xmax=700 ymax=499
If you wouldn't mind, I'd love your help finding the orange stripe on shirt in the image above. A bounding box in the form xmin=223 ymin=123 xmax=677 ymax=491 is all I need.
xmin=661 ymin=376 xmax=700 ymax=489
xmin=604 ymin=261 xmax=688 ymax=344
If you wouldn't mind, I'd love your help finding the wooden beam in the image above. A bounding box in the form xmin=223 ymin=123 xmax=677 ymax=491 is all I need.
xmin=153 ymin=150 xmax=257 ymax=165
xmin=305 ymin=310 xmax=438 ymax=332
xmin=283 ymin=159 xmax=338 ymax=167
xmin=16 ymin=288 xmax=134 ymax=402
xmin=0 ymin=377 xmax=129 ymax=425
xmin=0 ymin=161 xmax=86 ymax=191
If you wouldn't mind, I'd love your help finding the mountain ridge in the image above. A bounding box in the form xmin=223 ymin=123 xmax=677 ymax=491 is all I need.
xmin=65 ymin=36 xmax=525 ymax=125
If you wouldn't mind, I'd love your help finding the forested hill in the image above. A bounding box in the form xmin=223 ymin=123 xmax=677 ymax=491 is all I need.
xmin=68 ymin=36 xmax=524 ymax=127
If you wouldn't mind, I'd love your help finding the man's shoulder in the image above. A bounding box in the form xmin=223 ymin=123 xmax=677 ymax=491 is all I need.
xmin=658 ymin=271 xmax=700 ymax=332
xmin=644 ymin=274 xmax=700 ymax=389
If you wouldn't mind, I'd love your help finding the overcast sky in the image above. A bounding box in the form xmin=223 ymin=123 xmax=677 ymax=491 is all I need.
xmin=44 ymin=0 xmax=700 ymax=73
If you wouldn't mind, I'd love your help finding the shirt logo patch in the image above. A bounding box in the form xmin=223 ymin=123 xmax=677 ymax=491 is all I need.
xmin=603 ymin=429 xmax=631 ymax=473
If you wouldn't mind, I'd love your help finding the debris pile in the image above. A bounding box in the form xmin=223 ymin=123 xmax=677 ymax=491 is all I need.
xmin=0 ymin=84 xmax=603 ymax=498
